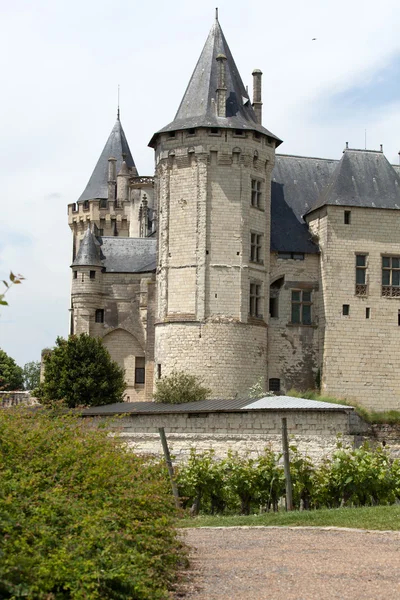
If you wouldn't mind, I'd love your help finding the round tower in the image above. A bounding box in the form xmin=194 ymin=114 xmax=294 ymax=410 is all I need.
xmin=149 ymin=17 xmax=281 ymax=398
xmin=70 ymin=227 xmax=104 ymax=336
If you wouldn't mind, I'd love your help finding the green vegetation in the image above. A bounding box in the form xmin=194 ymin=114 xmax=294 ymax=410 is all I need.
xmin=22 ymin=360 xmax=41 ymax=390
xmin=287 ymin=389 xmax=400 ymax=424
xmin=39 ymin=334 xmax=126 ymax=408
xmin=153 ymin=369 xmax=211 ymax=404
xmin=0 ymin=348 xmax=24 ymax=391
xmin=180 ymin=505 xmax=400 ymax=530
xmin=176 ymin=443 xmax=400 ymax=516
xmin=0 ymin=409 xmax=184 ymax=599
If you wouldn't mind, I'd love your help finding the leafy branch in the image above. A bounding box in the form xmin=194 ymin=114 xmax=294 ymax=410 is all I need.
xmin=0 ymin=272 xmax=24 ymax=306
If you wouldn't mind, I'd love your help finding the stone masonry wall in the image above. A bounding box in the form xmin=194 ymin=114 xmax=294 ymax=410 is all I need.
xmin=268 ymin=253 xmax=320 ymax=392
xmin=89 ymin=408 xmax=361 ymax=463
xmin=308 ymin=205 xmax=400 ymax=411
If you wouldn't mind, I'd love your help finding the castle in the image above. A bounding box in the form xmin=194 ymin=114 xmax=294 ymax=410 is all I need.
xmin=68 ymin=16 xmax=400 ymax=412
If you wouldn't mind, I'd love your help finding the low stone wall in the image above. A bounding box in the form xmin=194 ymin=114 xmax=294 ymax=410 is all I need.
xmin=0 ymin=392 xmax=39 ymax=408
xmin=370 ymin=424 xmax=400 ymax=458
xmin=88 ymin=408 xmax=369 ymax=462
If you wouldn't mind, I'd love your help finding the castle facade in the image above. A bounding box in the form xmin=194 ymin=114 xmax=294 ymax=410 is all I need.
xmin=68 ymin=17 xmax=400 ymax=411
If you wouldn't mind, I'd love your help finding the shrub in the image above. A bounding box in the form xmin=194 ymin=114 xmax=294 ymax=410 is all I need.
xmin=0 ymin=409 xmax=184 ymax=599
xmin=41 ymin=334 xmax=126 ymax=407
xmin=0 ymin=348 xmax=24 ymax=390
xmin=153 ymin=370 xmax=211 ymax=404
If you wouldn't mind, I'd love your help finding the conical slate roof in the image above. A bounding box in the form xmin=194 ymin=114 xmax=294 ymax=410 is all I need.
xmin=71 ymin=227 xmax=102 ymax=267
xmin=78 ymin=117 xmax=137 ymax=202
xmin=307 ymin=149 xmax=400 ymax=214
xmin=149 ymin=18 xmax=281 ymax=146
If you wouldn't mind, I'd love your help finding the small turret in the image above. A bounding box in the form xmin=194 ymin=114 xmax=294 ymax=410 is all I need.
xmin=117 ymin=160 xmax=130 ymax=205
xmin=108 ymin=157 xmax=117 ymax=201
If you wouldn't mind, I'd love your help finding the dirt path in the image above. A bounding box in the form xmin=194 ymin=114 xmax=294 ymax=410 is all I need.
xmin=176 ymin=527 xmax=400 ymax=599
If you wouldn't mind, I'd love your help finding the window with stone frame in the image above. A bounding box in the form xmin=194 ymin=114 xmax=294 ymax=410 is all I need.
xmin=135 ymin=357 xmax=145 ymax=385
xmin=95 ymin=309 xmax=104 ymax=323
xmin=291 ymin=290 xmax=312 ymax=325
xmin=382 ymin=256 xmax=400 ymax=297
xmin=355 ymin=254 xmax=368 ymax=296
xmin=250 ymin=232 xmax=263 ymax=263
xmin=251 ymin=179 xmax=262 ymax=209
xmin=249 ymin=281 xmax=263 ymax=318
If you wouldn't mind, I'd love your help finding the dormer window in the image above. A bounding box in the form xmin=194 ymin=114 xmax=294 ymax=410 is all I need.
xmin=83 ymin=200 xmax=89 ymax=210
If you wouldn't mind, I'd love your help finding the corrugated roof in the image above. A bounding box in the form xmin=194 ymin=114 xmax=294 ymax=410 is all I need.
xmin=149 ymin=19 xmax=281 ymax=146
xmin=78 ymin=117 xmax=137 ymax=202
xmin=242 ymin=396 xmax=353 ymax=411
xmin=71 ymin=227 xmax=102 ymax=267
xmin=99 ymin=237 xmax=156 ymax=273
xmin=307 ymin=149 xmax=400 ymax=214
xmin=271 ymin=154 xmax=337 ymax=253
xmin=81 ymin=395 xmax=353 ymax=416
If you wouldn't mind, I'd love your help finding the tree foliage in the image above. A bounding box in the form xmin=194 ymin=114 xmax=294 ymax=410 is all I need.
xmin=0 ymin=348 xmax=24 ymax=391
xmin=153 ymin=370 xmax=211 ymax=404
xmin=0 ymin=409 xmax=184 ymax=599
xmin=22 ymin=360 xmax=41 ymax=390
xmin=0 ymin=271 xmax=24 ymax=307
xmin=41 ymin=334 xmax=126 ymax=408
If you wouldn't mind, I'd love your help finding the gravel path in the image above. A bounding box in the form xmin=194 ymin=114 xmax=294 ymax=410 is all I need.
xmin=176 ymin=527 xmax=400 ymax=599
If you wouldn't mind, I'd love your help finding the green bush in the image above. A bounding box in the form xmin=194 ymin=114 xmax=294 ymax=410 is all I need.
xmin=153 ymin=370 xmax=211 ymax=404
xmin=177 ymin=443 xmax=400 ymax=516
xmin=0 ymin=409 xmax=184 ymax=599
xmin=40 ymin=334 xmax=126 ymax=408
xmin=0 ymin=347 xmax=24 ymax=391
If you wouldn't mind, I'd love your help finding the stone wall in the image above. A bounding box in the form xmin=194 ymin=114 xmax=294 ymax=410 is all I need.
xmin=0 ymin=392 xmax=39 ymax=408
xmin=268 ymin=253 xmax=320 ymax=392
xmin=88 ymin=408 xmax=366 ymax=462
xmin=308 ymin=205 xmax=400 ymax=411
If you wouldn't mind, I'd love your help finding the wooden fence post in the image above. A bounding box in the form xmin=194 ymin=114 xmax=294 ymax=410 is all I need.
xmin=281 ymin=417 xmax=293 ymax=511
xmin=158 ymin=427 xmax=180 ymax=509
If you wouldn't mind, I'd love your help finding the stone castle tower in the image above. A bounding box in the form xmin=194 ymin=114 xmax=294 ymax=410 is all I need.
xmin=149 ymin=16 xmax=281 ymax=397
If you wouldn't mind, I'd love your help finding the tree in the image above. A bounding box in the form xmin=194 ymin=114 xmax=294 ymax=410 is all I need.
xmin=153 ymin=369 xmax=211 ymax=404
xmin=22 ymin=360 xmax=41 ymax=390
xmin=0 ymin=348 xmax=24 ymax=391
xmin=41 ymin=334 xmax=126 ymax=408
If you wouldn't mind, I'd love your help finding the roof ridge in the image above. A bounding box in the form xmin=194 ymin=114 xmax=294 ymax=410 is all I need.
xmin=276 ymin=153 xmax=338 ymax=162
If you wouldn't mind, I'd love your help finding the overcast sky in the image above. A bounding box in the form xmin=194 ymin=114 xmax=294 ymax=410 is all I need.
xmin=1 ymin=0 xmax=400 ymax=367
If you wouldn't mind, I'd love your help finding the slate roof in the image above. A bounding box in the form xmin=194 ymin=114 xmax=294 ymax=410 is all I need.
xmin=307 ymin=149 xmax=400 ymax=214
xmin=392 ymin=164 xmax=400 ymax=177
xmin=71 ymin=228 xmax=102 ymax=267
xmin=78 ymin=117 xmax=137 ymax=203
xmin=99 ymin=238 xmax=156 ymax=273
xmin=149 ymin=19 xmax=281 ymax=146
xmin=271 ymin=154 xmax=338 ymax=253
xmin=81 ymin=396 xmax=353 ymax=416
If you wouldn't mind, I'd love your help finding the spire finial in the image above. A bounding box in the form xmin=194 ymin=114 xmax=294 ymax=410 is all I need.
xmin=215 ymin=7 xmax=218 ymax=20
xmin=117 ymin=84 xmax=120 ymax=120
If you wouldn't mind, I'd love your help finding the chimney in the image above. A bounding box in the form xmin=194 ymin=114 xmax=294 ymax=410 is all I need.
xmin=380 ymin=144 xmax=383 ymax=152
xmin=216 ymin=54 xmax=227 ymax=117
xmin=108 ymin=157 xmax=117 ymax=201
xmin=117 ymin=160 xmax=129 ymax=205
xmin=252 ymin=69 xmax=263 ymax=125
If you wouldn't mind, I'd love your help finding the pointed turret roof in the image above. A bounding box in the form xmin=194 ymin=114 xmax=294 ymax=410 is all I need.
xmin=78 ymin=117 xmax=137 ymax=202
xmin=307 ymin=149 xmax=400 ymax=215
xmin=149 ymin=18 xmax=281 ymax=146
xmin=71 ymin=227 xmax=103 ymax=267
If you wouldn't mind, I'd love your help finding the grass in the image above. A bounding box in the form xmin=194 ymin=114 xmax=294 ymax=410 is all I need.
xmin=179 ymin=505 xmax=400 ymax=530
xmin=287 ymin=389 xmax=400 ymax=424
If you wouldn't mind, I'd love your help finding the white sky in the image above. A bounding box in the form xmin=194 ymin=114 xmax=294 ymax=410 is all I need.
xmin=1 ymin=0 xmax=400 ymax=367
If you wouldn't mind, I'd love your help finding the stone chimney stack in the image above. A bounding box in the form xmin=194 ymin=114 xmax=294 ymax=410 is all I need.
xmin=108 ymin=157 xmax=117 ymax=201
xmin=117 ymin=160 xmax=129 ymax=205
xmin=216 ymin=54 xmax=227 ymax=117
xmin=252 ymin=69 xmax=263 ymax=125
